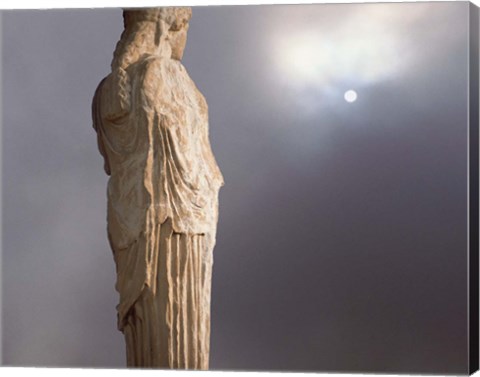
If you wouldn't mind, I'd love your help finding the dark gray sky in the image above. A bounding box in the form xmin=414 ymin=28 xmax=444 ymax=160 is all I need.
xmin=2 ymin=2 xmax=472 ymax=373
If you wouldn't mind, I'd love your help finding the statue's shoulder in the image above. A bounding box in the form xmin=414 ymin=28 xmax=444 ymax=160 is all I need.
xmin=95 ymin=69 xmax=131 ymax=124
xmin=132 ymin=56 xmax=173 ymax=95
xmin=134 ymin=57 xmax=193 ymax=103
xmin=135 ymin=56 xmax=180 ymax=81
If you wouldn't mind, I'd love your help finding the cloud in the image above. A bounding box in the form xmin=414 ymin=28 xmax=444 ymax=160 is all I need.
xmin=266 ymin=3 xmax=467 ymax=109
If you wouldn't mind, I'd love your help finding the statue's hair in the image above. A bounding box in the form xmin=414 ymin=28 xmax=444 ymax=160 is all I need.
xmin=111 ymin=21 xmax=152 ymax=71
xmin=111 ymin=7 xmax=192 ymax=71
xmin=123 ymin=7 xmax=192 ymax=30
xmin=109 ymin=7 xmax=191 ymax=116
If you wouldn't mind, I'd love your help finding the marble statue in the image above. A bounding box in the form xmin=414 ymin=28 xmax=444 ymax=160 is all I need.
xmin=92 ymin=7 xmax=223 ymax=369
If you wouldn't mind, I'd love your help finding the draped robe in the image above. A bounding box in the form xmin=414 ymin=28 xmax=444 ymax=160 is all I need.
xmin=92 ymin=55 xmax=223 ymax=368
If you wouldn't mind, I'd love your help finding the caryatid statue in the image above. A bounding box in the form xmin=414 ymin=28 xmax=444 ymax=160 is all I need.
xmin=92 ymin=7 xmax=223 ymax=369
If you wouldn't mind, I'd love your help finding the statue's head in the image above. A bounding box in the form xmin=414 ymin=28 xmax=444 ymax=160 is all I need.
xmin=123 ymin=7 xmax=192 ymax=60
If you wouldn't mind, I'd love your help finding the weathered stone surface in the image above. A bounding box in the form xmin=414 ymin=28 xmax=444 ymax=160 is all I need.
xmin=92 ymin=7 xmax=223 ymax=369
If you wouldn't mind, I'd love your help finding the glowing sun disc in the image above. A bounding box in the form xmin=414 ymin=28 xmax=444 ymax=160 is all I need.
xmin=344 ymin=90 xmax=358 ymax=103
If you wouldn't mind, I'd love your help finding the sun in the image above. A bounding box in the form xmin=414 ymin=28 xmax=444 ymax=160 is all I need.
xmin=344 ymin=90 xmax=358 ymax=103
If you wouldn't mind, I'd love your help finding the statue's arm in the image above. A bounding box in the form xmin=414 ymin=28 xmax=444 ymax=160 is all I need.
xmin=92 ymin=77 xmax=111 ymax=175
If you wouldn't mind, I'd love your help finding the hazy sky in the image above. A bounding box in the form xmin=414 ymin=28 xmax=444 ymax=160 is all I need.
xmin=2 ymin=2 xmax=472 ymax=373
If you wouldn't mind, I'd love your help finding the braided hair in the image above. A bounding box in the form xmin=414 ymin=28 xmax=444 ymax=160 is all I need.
xmin=108 ymin=7 xmax=192 ymax=117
